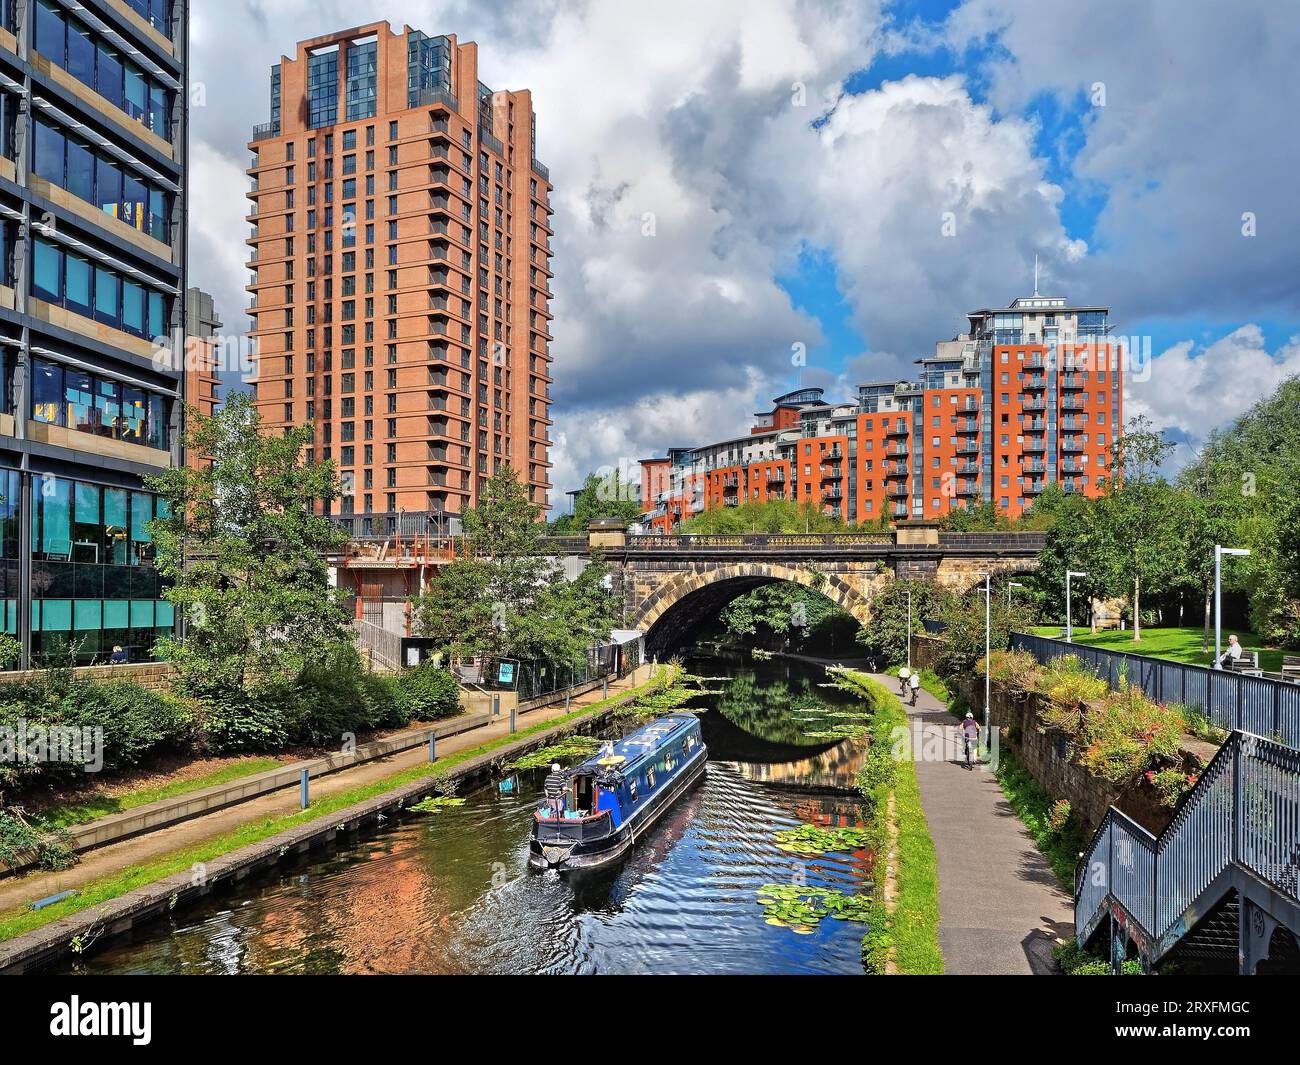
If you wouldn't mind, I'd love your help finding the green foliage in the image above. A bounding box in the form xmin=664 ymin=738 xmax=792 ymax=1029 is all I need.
xmin=0 ymin=674 xmax=193 ymax=799
xmin=1077 ymin=682 xmax=1183 ymax=785
xmin=193 ymin=642 xmax=417 ymax=752
xmin=408 ymin=795 xmax=466 ymax=813
xmin=0 ymin=632 xmax=19 ymax=671
xmin=147 ymin=393 xmax=352 ymax=698
xmin=1035 ymin=654 xmax=1110 ymax=733
xmin=548 ymin=470 xmax=643 ymax=533
xmin=415 ymin=465 xmax=617 ymax=667
xmin=1054 ymin=940 xmax=1144 ymax=975
xmin=985 ymin=648 xmax=1040 ymax=691
xmin=675 ymin=497 xmax=846 ymax=534
xmin=756 ymin=883 xmax=875 ymax=933
xmin=939 ymin=500 xmax=1010 ymax=532
xmin=934 ymin=584 xmax=1013 ymax=678
xmin=771 ymin=824 xmax=874 ymax=854
xmin=0 ymin=808 xmax=77 ymax=871
xmin=718 ymin=583 xmax=855 ymax=651
xmin=396 ymin=661 xmax=461 ymax=721
xmin=857 ymin=578 xmax=951 ymax=663
xmin=1147 ymin=765 xmax=1199 ymax=808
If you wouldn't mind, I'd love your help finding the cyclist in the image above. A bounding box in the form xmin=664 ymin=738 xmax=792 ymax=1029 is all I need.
xmin=897 ymin=664 xmax=911 ymax=694
xmin=908 ymin=669 xmax=921 ymax=706
xmin=959 ymin=712 xmax=980 ymax=769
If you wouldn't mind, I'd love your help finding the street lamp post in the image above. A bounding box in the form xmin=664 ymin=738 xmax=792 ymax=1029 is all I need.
xmin=906 ymin=588 xmax=913 ymax=672
xmin=1213 ymin=545 xmax=1251 ymax=668
xmin=1065 ymin=570 xmax=1088 ymax=643
xmin=1007 ymin=581 xmax=1025 ymax=613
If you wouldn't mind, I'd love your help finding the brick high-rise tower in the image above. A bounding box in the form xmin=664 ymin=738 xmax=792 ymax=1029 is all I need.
xmin=247 ymin=23 xmax=554 ymax=536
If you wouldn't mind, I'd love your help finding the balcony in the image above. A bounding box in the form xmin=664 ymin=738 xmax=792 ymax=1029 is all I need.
xmin=885 ymin=422 xmax=909 ymax=437
xmin=821 ymin=466 xmax=842 ymax=480
xmin=956 ymin=418 xmax=979 ymax=433
xmin=823 ymin=488 xmax=843 ymax=501
xmin=1025 ymin=418 xmax=1046 ymax=432
xmin=957 ymin=461 xmax=979 ymax=475
xmin=1060 ymin=374 xmax=1086 ymax=390
xmin=892 ymin=505 xmax=909 ymax=518
xmin=888 ymin=485 xmax=908 ymax=498
xmin=1061 ymin=460 xmax=1085 ymax=474
xmin=889 ymin=444 xmax=909 ymax=457
xmin=1024 ymin=480 xmax=1045 ymax=495
xmin=251 ymin=120 xmax=280 ymax=141
xmin=1022 ymin=399 xmax=1047 ymax=411
xmin=1060 ymin=397 xmax=1086 ymax=411
xmin=1062 ymin=437 xmax=1086 ymax=452
xmin=1023 ymin=460 xmax=1046 ymax=474
xmin=886 ymin=462 xmax=909 ymax=477
xmin=961 ymin=398 xmax=980 ymax=412
xmin=766 ymin=469 xmax=785 ymax=482
xmin=411 ymin=87 xmax=460 ymax=112
xmin=1024 ymin=375 xmax=1046 ymax=390
xmin=826 ymin=445 xmax=843 ymax=459
xmin=956 ymin=441 xmax=980 ymax=454
xmin=1023 ymin=437 xmax=1046 ymax=452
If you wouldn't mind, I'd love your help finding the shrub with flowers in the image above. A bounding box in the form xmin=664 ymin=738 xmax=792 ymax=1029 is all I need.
xmin=984 ymin=649 xmax=1040 ymax=694
xmin=1147 ymin=766 xmax=1200 ymax=808
xmin=1077 ymin=682 xmax=1184 ymax=786
xmin=1048 ymin=798 xmax=1072 ymax=832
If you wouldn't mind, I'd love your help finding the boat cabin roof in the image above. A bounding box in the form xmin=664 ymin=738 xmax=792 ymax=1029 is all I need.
xmin=574 ymin=714 xmax=698 ymax=777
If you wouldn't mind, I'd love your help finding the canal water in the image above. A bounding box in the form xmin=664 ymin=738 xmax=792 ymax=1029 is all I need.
xmin=56 ymin=654 xmax=877 ymax=975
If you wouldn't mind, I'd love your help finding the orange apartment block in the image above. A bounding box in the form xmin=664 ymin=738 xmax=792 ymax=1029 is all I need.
xmin=245 ymin=22 xmax=554 ymax=538
xmin=638 ymin=293 xmax=1123 ymax=530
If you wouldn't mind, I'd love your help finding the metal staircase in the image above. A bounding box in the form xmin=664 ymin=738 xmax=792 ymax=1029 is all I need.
xmin=1075 ymin=731 xmax=1300 ymax=973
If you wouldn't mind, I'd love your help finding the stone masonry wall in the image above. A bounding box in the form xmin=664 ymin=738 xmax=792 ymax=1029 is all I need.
xmin=0 ymin=662 xmax=176 ymax=693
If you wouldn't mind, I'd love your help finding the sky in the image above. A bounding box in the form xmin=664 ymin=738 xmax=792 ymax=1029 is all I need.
xmin=189 ymin=0 xmax=1300 ymax=507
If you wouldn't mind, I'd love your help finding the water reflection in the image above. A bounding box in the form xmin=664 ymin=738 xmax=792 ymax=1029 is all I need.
xmin=57 ymin=654 xmax=875 ymax=975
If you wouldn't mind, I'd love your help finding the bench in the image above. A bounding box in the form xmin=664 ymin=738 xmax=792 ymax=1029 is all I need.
xmin=1229 ymin=650 xmax=1259 ymax=673
xmin=1283 ymin=655 xmax=1300 ymax=683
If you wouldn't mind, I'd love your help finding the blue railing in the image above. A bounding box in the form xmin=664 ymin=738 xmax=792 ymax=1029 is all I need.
xmin=1011 ymin=632 xmax=1300 ymax=749
xmin=1076 ymin=731 xmax=1300 ymax=958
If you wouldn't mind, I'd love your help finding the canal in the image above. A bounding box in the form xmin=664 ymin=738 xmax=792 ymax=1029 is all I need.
xmin=56 ymin=654 xmax=877 ymax=975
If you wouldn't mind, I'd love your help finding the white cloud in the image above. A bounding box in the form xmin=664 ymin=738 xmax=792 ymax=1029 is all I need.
xmin=1127 ymin=327 xmax=1300 ymax=458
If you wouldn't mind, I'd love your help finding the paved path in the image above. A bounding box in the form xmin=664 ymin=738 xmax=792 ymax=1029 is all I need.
xmin=872 ymin=673 xmax=1073 ymax=974
xmin=0 ymin=674 xmax=642 ymax=916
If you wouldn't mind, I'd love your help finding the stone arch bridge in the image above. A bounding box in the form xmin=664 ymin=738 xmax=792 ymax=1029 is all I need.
xmin=549 ymin=525 xmax=1045 ymax=657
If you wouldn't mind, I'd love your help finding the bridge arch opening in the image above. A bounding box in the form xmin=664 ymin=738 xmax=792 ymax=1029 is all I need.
xmin=640 ymin=565 xmax=876 ymax=659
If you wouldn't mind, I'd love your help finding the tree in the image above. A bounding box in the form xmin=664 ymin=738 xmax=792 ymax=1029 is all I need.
xmin=857 ymin=578 xmax=953 ymax=664
xmin=1100 ymin=415 xmax=1180 ymax=641
xmin=940 ymin=500 xmax=1011 ymax=532
xmin=146 ymin=394 xmax=350 ymax=693
xmin=676 ymin=498 xmax=845 ymax=534
xmin=414 ymin=465 xmax=618 ymax=666
xmin=549 ymin=469 xmax=643 ymax=534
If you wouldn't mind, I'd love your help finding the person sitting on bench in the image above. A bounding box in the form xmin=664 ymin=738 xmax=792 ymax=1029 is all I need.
xmin=1219 ymin=634 xmax=1243 ymax=669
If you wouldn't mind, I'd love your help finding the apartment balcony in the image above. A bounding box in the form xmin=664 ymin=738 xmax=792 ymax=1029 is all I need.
xmin=721 ymin=474 xmax=740 ymax=487
xmin=955 ymin=480 xmax=978 ymax=496
xmin=956 ymin=418 xmax=979 ymax=433
xmin=1023 ymin=460 xmax=1047 ymax=474
xmin=1024 ymin=375 xmax=1046 ymax=390
xmin=888 ymin=485 xmax=908 ymax=498
xmin=766 ymin=469 xmax=786 ymax=482
xmin=889 ymin=444 xmax=909 ymax=457
xmin=1062 ymin=480 xmax=1083 ymax=494
xmin=885 ymin=422 xmax=909 ymax=437
xmin=826 ymin=445 xmax=843 ymax=459
xmin=957 ymin=461 xmax=980 ymax=475
xmin=1023 ymin=437 xmax=1046 ymax=452
xmin=821 ymin=466 xmax=842 ymax=480
xmin=1062 ymin=437 xmax=1086 ymax=452
xmin=1022 ymin=398 xmax=1047 ymax=411
xmin=1024 ymin=480 xmax=1045 ymax=495
xmin=1060 ymin=374 xmax=1086 ymax=390
xmin=251 ymin=120 xmax=280 ymax=141
xmin=1025 ymin=418 xmax=1047 ymax=432
xmin=1060 ymin=397 xmax=1087 ymax=411
xmin=961 ymin=398 xmax=980 ymax=412
xmin=892 ymin=505 xmax=910 ymax=518
xmin=956 ymin=441 xmax=980 ymax=454
xmin=886 ymin=462 xmax=909 ymax=477
xmin=767 ymin=490 xmax=786 ymax=500
xmin=1061 ymin=460 xmax=1085 ymax=474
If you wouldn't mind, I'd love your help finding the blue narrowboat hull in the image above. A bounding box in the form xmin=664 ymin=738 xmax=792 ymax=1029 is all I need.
xmin=529 ymin=715 xmax=708 ymax=872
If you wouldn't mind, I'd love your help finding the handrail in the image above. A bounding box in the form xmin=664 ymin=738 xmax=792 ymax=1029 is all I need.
xmin=1076 ymin=730 xmax=1300 ymax=954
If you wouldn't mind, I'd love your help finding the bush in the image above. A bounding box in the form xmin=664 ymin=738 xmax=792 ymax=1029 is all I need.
xmin=398 ymin=662 xmax=462 ymax=720
xmin=0 ymin=808 xmax=77 ymax=871
xmin=193 ymin=682 xmax=299 ymax=753
xmin=1077 ymin=682 xmax=1183 ymax=786
xmin=1035 ymin=655 xmax=1109 ymax=734
xmin=985 ymin=649 xmax=1040 ymax=692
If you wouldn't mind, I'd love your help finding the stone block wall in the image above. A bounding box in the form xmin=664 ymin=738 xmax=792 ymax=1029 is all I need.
xmin=0 ymin=662 xmax=176 ymax=693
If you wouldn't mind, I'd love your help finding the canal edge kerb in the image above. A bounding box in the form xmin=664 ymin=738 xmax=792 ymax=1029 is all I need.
xmin=0 ymin=669 xmax=676 ymax=974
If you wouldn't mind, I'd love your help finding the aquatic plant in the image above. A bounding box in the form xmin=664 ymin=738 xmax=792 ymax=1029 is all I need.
xmin=756 ymin=883 xmax=875 ymax=933
xmin=504 ymin=736 xmax=603 ymax=771
xmin=772 ymin=823 xmax=873 ymax=855
xmin=409 ymin=795 xmax=466 ymax=813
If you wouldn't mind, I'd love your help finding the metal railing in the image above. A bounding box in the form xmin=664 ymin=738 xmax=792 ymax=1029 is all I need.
xmin=627 ymin=533 xmax=894 ymax=549
xmin=1076 ymin=731 xmax=1300 ymax=955
xmin=354 ymin=619 xmax=401 ymax=671
xmin=1011 ymin=632 xmax=1300 ymax=749
xmin=453 ymin=639 xmax=641 ymax=703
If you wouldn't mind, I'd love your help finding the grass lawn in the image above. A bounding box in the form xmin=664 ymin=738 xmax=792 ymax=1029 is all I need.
xmin=36 ymin=759 xmax=287 ymax=830
xmin=1026 ymin=625 xmax=1283 ymax=673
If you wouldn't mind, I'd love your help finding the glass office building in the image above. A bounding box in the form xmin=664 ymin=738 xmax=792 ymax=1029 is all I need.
xmin=0 ymin=1 xmax=189 ymax=665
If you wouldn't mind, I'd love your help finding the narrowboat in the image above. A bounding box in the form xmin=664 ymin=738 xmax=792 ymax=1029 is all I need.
xmin=528 ymin=714 xmax=707 ymax=871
